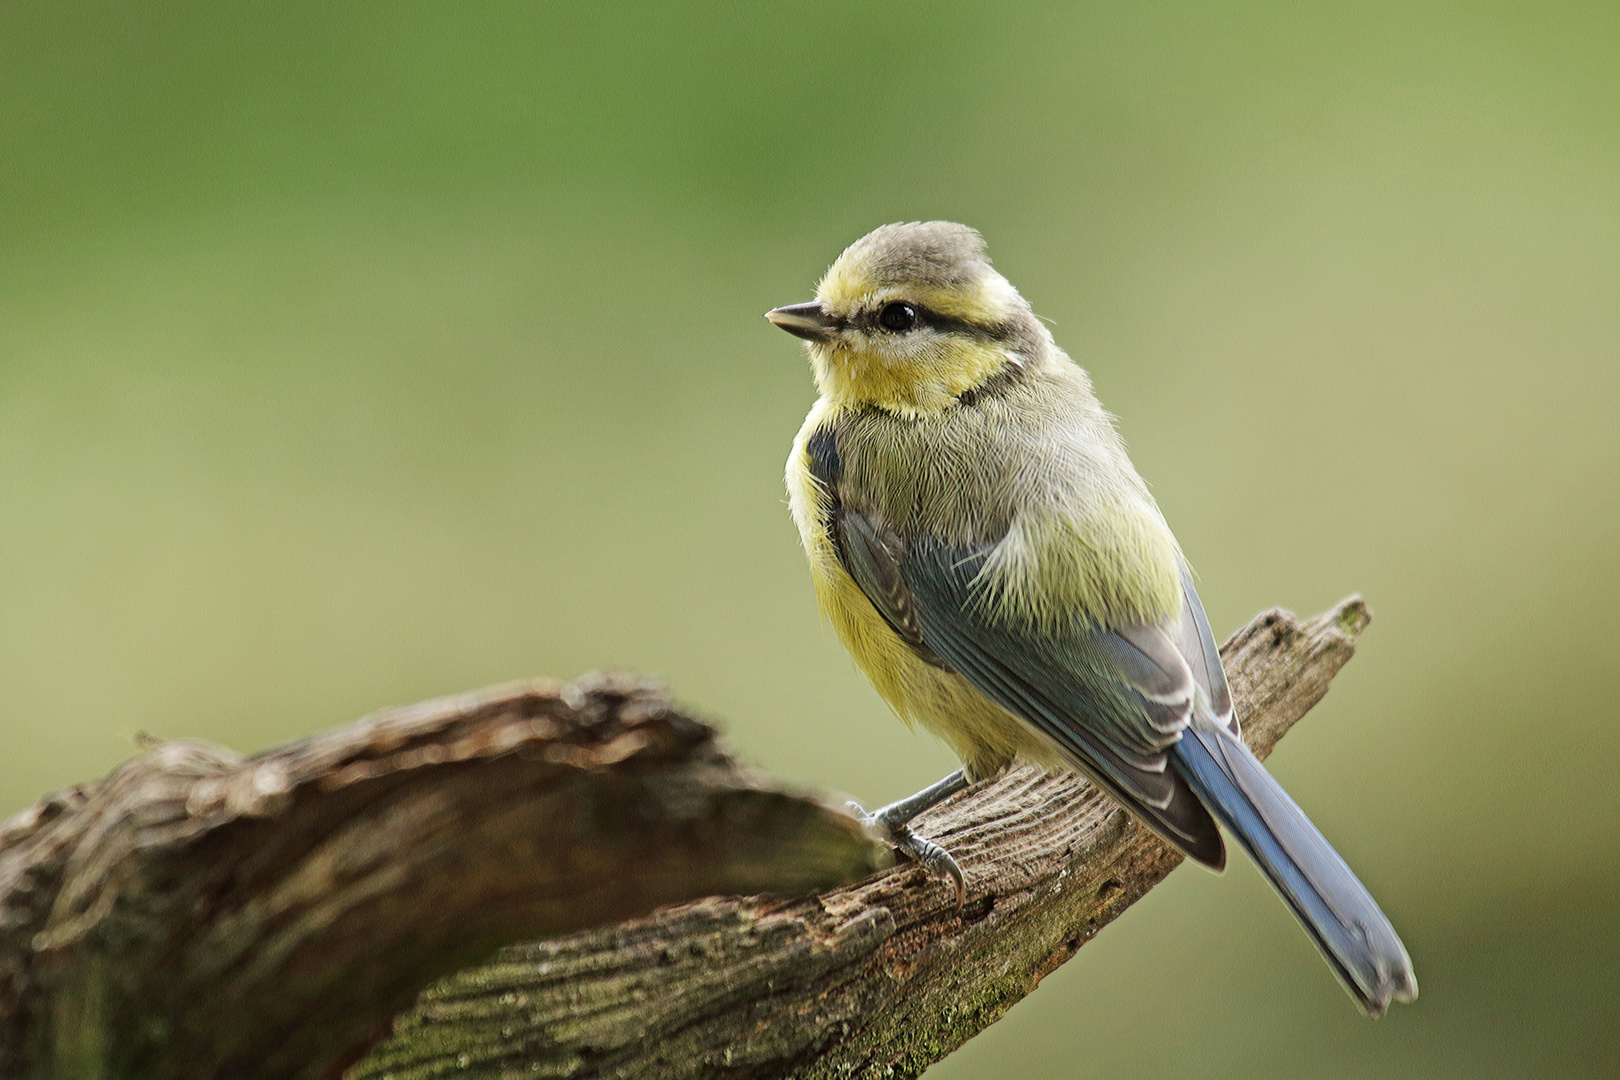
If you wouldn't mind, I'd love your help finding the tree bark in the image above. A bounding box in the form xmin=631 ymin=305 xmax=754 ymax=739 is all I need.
xmin=0 ymin=599 xmax=1370 ymax=1080
xmin=0 ymin=675 xmax=889 ymax=1079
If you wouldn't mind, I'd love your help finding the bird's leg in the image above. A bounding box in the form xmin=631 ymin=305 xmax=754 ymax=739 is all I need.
xmin=849 ymin=768 xmax=971 ymax=905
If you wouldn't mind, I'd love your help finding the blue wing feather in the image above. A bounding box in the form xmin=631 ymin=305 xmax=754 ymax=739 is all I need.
xmin=1173 ymin=717 xmax=1417 ymax=1013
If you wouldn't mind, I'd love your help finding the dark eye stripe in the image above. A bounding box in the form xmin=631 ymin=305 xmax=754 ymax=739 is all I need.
xmin=855 ymin=302 xmax=1013 ymax=343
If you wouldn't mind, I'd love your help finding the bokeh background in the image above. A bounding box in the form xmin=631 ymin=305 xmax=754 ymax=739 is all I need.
xmin=3 ymin=2 xmax=1617 ymax=1076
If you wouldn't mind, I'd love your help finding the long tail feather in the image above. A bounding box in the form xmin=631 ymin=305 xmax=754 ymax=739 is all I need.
xmin=1171 ymin=715 xmax=1417 ymax=1015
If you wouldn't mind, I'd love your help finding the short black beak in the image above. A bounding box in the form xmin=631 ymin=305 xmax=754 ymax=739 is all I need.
xmin=766 ymin=300 xmax=840 ymax=342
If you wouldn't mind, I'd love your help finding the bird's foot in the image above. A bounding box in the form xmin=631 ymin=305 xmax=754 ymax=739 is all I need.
xmin=848 ymin=800 xmax=966 ymax=907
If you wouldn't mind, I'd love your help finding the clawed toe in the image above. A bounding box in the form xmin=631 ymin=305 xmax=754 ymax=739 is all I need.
xmin=847 ymin=802 xmax=966 ymax=904
xmin=846 ymin=771 xmax=971 ymax=907
xmin=885 ymin=822 xmax=966 ymax=907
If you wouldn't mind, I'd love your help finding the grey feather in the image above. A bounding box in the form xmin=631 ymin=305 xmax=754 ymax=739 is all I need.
xmin=1094 ymin=624 xmax=1195 ymax=736
xmin=1174 ymin=564 xmax=1236 ymax=734
xmin=829 ymin=515 xmax=1224 ymax=864
xmin=836 ymin=509 xmax=947 ymax=669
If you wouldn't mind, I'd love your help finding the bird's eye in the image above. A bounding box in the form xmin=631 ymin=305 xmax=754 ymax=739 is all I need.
xmin=878 ymin=302 xmax=917 ymax=332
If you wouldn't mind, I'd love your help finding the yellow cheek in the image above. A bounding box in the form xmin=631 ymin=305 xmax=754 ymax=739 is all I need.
xmin=928 ymin=340 xmax=1008 ymax=397
xmin=811 ymin=340 xmax=1010 ymax=415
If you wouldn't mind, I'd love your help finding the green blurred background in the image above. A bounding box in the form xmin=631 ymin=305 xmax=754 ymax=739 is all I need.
xmin=3 ymin=1 xmax=1617 ymax=1075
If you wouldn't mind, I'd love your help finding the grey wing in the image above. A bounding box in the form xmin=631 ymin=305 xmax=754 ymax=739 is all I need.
xmin=835 ymin=509 xmax=947 ymax=669
xmin=834 ymin=508 xmax=1226 ymax=868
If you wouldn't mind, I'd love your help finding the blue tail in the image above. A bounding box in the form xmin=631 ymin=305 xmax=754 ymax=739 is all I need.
xmin=1172 ymin=715 xmax=1417 ymax=1015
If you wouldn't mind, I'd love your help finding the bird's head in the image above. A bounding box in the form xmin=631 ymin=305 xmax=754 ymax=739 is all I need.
xmin=768 ymin=222 xmax=1047 ymax=415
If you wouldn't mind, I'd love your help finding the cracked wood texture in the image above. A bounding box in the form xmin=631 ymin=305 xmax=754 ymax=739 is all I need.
xmin=350 ymin=597 xmax=1373 ymax=1080
xmin=0 ymin=599 xmax=1370 ymax=1080
xmin=0 ymin=674 xmax=890 ymax=1080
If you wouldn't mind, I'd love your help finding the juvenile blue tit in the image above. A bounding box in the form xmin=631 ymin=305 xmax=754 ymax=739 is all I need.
xmin=769 ymin=222 xmax=1416 ymax=1015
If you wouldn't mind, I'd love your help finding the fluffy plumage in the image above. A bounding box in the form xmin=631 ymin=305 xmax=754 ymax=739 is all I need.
xmin=774 ymin=222 xmax=1417 ymax=1014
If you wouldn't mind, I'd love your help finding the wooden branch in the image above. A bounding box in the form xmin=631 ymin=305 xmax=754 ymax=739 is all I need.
xmin=0 ymin=599 xmax=1370 ymax=1080
xmin=0 ymin=675 xmax=889 ymax=1080
xmin=351 ymin=598 xmax=1371 ymax=1080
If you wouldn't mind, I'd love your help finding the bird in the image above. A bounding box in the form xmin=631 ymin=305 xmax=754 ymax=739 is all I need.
xmin=767 ymin=221 xmax=1417 ymax=1016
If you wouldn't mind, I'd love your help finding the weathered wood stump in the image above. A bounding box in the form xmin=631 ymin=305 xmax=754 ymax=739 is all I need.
xmin=0 ymin=600 xmax=1371 ymax=1080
